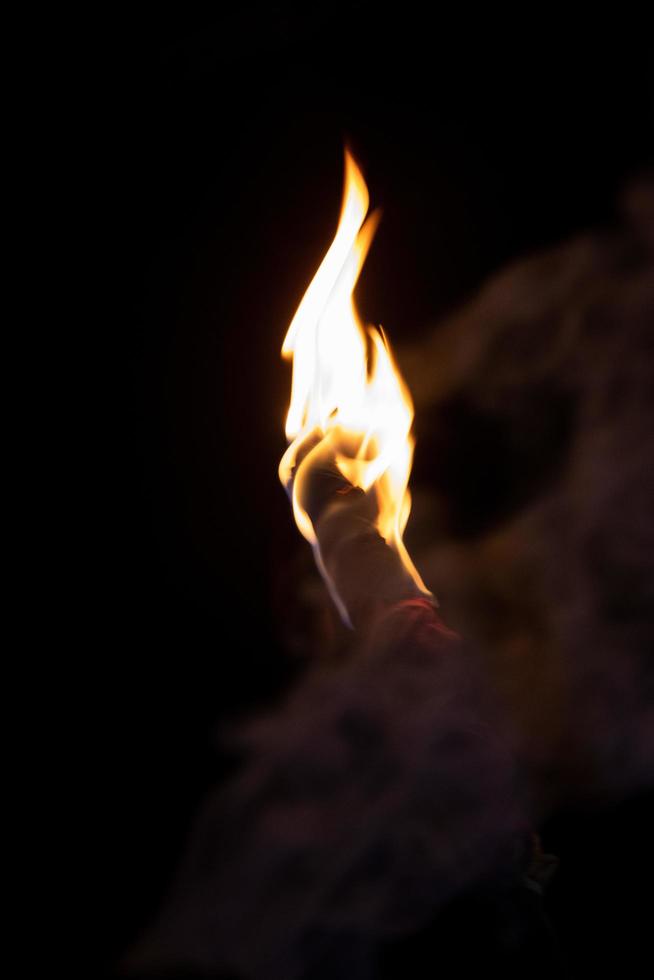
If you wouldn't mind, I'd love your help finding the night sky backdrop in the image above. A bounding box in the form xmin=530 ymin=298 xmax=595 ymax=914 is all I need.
xmin=81 ymin=7 xmax=653 ymax=977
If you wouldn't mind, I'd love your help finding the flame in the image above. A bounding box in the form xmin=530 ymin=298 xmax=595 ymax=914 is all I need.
xmin=279 ymin=150 xmax=429 ymax=602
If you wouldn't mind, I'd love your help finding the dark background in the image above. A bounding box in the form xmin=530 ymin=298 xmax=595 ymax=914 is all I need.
xmin=80 ymin=6 xmax=653 ymax=976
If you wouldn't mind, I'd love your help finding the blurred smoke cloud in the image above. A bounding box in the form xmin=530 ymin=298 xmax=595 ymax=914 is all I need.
xmin=404 ymin=174 xmax=654 ymax=810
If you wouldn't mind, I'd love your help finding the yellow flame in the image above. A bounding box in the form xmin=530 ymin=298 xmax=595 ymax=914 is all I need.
xmin=279 ymin=150 xmax=429 ymax=597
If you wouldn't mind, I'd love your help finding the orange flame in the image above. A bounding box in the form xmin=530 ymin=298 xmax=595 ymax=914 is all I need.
xmin=279 ymin=150 xmax=430 ymax=604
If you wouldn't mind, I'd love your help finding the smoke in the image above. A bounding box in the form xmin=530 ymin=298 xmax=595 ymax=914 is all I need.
xmin=126 ymin=605 xmax=527 ymax=979
xmin=404 ymin=174 xmax=654 ymax=809
xmin=125 ymin=178 xmax=654 ymax=978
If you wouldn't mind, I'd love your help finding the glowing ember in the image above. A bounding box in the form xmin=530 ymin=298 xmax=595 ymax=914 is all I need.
xmin=279 ymin=150 xmax=430 ymax=610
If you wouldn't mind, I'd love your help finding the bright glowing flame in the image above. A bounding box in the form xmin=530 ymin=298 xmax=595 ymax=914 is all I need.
xmin=279 ymin=150 xmax=429 ymax=600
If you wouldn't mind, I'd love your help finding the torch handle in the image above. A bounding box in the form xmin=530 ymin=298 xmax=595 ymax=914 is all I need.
xmin=315 ymin=491 xmax=429 ymax=630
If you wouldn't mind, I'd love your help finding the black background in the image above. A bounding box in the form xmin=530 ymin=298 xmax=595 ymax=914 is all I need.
xmin=79 ymin=7 xmax=653 ymax=976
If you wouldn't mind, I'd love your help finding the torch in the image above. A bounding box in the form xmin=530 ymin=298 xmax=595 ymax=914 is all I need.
xmin=125 ymin=151 xmax=571 ymax=980
xmin=279 ymin=150 xmax=433 ymax=629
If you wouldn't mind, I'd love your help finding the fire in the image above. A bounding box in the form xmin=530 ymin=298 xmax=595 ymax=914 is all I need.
xmin=279 ymin=150 xmax=430 ymax=606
